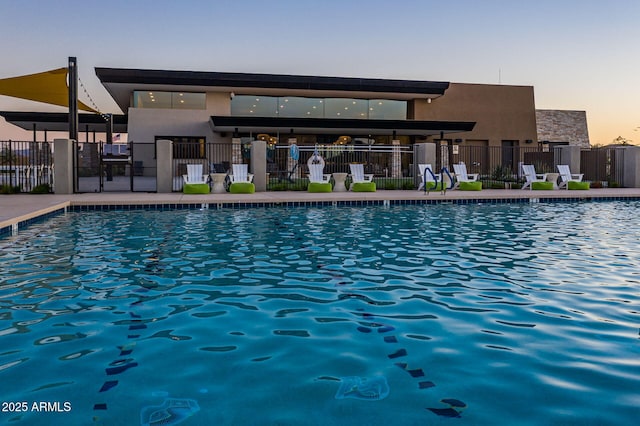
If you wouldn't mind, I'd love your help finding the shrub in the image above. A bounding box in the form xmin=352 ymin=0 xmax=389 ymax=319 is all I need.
xmin=401 ymin=181 xmax=415 ymax=190
xmin=30 ymin=184 xmax=51 ymax=194
xmin=0 ymin=184 xmax=21 ymax=194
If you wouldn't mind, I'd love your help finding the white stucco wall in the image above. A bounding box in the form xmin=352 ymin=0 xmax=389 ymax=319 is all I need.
xmin=127 ymin=91 xmax=231 ymax=143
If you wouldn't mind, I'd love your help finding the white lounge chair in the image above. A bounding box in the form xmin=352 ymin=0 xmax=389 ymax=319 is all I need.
xmin=521 ymin=164 xmax=548 ymax=190
xmin=229 ymin=163 xmax=255 ymax=193
xmin=557 ymin=165 xmax=584 ymax=189
xmin=452 ymin=163 xmax=479 ymax=189
xmin=417 ymin=164 xmax=439 ymax=191
xmin=349 ymin=163 xmax=375 ymax=191
xmin=308 ymin=164 xmax=331 ymax=183
xmin=349 ymin=164 xmax=373 ymax=183
xmin=230 ymin=164 xmax=254 ymax=183
xmin=183 ymin=164 xmax=208 ymax=184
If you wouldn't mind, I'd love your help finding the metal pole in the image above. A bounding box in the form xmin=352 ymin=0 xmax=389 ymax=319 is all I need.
xmin=105 ymin=113 xmax=113 ymax=181
xmin=68 ymin=57 xmax=78 ymax=142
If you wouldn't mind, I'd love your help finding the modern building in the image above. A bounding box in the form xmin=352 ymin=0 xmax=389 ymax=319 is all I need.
xmin=94 ymin=68 xmax=545 ymax=149
xmin=3 ymin=67 xmax=602 ymax=192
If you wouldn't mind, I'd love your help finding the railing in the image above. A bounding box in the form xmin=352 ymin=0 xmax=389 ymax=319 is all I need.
xmin=171 ymin=142 xmax=233 ymax=191
xmin=269 ymin=144 xmax=414 ymax=191
xmin=75 ymin=141 xmax=158 ymax=192
xmin=159 ymin=141 xmax=630 ymax=192
xmin=0 ymin=140 xmax=54 ymax=193
xmin=441 ymin=145 xmax=558 ymax=188
xmin=169 ymin=142 xmax=414 ymax=191
xmin=580 ymin=147 xmax=625 ymax=187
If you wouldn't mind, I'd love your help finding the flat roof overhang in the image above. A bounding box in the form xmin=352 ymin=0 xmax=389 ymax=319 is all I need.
xmin=95 ymin=68 xmax=450 ymax=113
xmin=0 ymin=111 xmax=128 ymax=133
xmin=210 ymin=116 xmax=475 ymax=137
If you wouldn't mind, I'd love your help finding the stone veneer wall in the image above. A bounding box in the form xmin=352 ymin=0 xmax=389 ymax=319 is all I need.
xmin=536 ymin=110 xmax=590 ymax=148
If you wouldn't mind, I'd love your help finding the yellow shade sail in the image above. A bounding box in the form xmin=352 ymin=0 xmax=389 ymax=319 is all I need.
xmin=0 ymin=67 xmax=97 ymax=113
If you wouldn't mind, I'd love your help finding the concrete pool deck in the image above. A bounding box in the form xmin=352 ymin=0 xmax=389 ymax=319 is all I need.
xmin=2 ymin=188 xmax=640 ymax=235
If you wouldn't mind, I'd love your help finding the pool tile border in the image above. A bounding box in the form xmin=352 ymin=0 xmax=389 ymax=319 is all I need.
xmin=1 ymin=207 xmax=67 ymax=238
xmin=64 ymin=195 xmax=640 ymax=212
xmin=4 ymin=195 xmax=640 ymax=239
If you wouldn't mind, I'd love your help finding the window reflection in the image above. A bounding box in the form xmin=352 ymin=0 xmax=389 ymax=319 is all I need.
xmin=133 ymin=91 xmax=205 ymax=109
xmin=231 ymin=95 xmax=405 ymax=120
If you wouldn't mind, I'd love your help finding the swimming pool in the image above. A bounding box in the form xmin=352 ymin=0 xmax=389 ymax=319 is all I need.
xmin=1 ymin=201 xmax=639 ymax=425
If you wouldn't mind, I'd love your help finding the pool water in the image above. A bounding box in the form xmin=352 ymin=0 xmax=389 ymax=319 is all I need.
xmin=1 ymin=202 xmax=639 ymax=425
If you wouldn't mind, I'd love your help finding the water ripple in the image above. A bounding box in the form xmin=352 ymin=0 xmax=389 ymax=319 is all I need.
xmin=1 ymin=203 xmax=640 ymax=425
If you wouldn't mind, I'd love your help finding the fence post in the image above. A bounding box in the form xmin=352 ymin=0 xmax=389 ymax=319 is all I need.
xmin=156 ymin=139 xmax=173 ymax=193
xmin=557 ymin=145 xmax=580 ymax=172
xmin=287 ymin=137 xmax=298 ymax=179
xmin=391 ymin=139 xmax=401 ymax=178
xmin=251 ymin=140 xmax=267 ymax=192
xmin=413 ymin=143 xmax=437 ymax=187
xmin=623 ymin=146 xmax=640 ymax=188
xmin=53 ymin=139 xmax=74 ymax=194
xmin=232 ymin=137 xmax=242 ymax=164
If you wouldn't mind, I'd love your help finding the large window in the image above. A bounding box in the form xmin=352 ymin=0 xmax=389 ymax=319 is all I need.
xmin=231 ymin=96 xmax=406 ymax=120
xmin=134 ymin=91 xmax=206 ymax=109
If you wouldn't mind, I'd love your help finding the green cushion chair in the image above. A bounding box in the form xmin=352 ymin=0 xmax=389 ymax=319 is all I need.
xmin=229 ymin=182 xmax=255 ymax=194
xmin=351 ymin=182 xmax=376 ymax=192
xmin=183 ymin=183 xmax=210 ymax=194
xmin=308 ymin=182 xmax=332 ymax=193
xmin=459 ymin=181 xmax=482 ymax=191
xmin=424 ymin=181 xmax=446 ymax=191
xmin=568 ymin=181 xmax=590 ymax=190
xmin=531 ymin=181 xmax=554 ymax=190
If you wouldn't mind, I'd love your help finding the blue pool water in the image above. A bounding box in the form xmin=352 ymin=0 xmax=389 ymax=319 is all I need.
xmin=1 ymin=202 xmax=639 ymax=425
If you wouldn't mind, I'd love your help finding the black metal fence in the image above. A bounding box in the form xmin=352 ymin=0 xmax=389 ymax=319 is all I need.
xmin=75 ymin=141 xmax=158 ymax=192
xmin=0 ymin=140 xmax=54 ymax=193
xmin=580 ymin=147 xmax=625 ymax=187
xmin=171 ymin=142 xmax=233 ymax=191
xmin=169 ymin=142 xmax=629 ymax=191
xmin=434 ymin=145 xmax=557 ymax=189
xmin=3 ymin=139 xmax=625 ymax=193
xmin=443 ymin=145 xmax=626 ymax=188
xmin=268 ymin=144 xmax=415 ymax=191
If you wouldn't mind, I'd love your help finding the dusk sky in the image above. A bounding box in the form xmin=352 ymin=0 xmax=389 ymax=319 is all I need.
xmin=1 ymin=0 xmax=638 ymax=144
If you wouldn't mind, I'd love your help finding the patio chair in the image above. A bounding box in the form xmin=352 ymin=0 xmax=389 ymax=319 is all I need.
xmin=452 ymin=163 xmax=479 ymax=189
xmin=557 ymin=165 xmax=585 ymax=190
xmin=521 ymin=164 xmax=548 ymax=190
xmin=417 ymin=164 xmax=439 ymax=191
xmin=230 ymin=164 xmax=254 ymax=183
xmin=183 ymin=164 xmax=208 ymax=184
xmin=182 ymin=164 xmax=209 ymax=194
xmin=349 ymin=163 xmax=375 ymax=192
xmin=229 ymin=164 xmax=255 ymax=194
xmin=308 ymin=164 xmax=331 ymax=183
xmin=307 ymin=164 xmax=332 ymax=192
